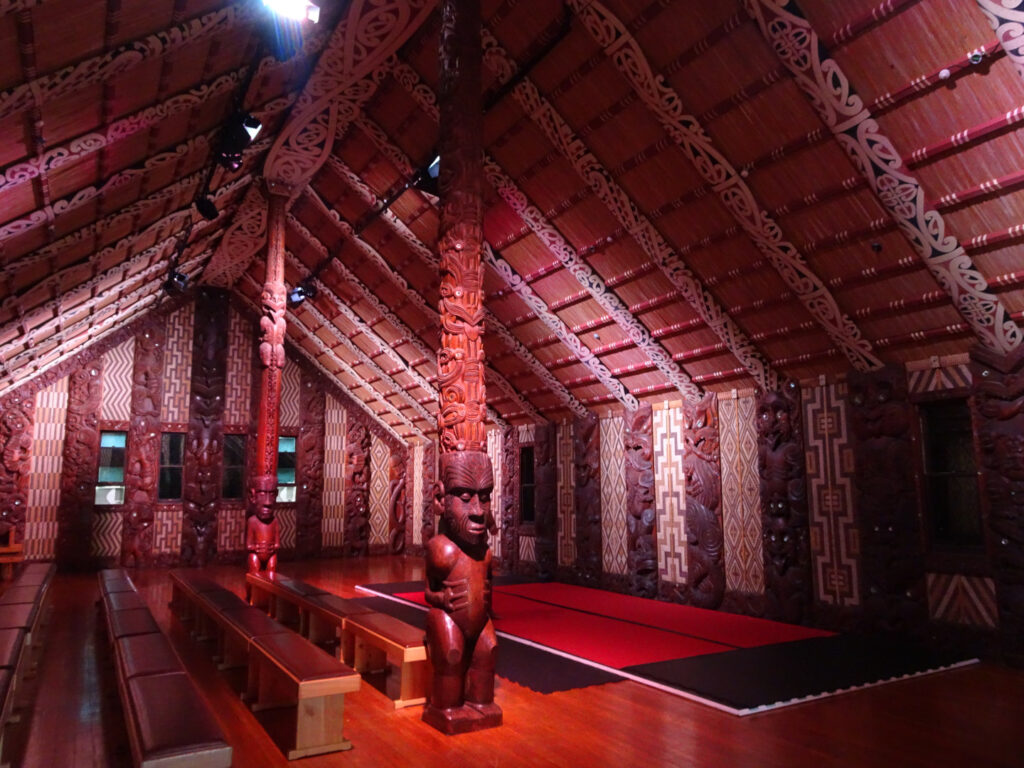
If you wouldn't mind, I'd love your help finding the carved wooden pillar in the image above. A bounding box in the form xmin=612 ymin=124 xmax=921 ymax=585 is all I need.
xmin=681 ymin=394 xmax=725 ymax=609
xmin=847 ymin=365 xmax=927 ymax=633
xmin=389 ymin=449 xmax=408 ymax=554
xmin=0 ymin=389 xmax=34 ymax=541
xmin=343 ymin=417 xmax=371 ymax=556
xmin=56 ymin=362 xmax=103 ymax=570
xmin=534 ymin=422 xmax=558 ymax=581
xmin=122 ymin=317 xmax=166 ymax=567
xmin=970 ymin=345 xmax=1024 ymax=666
xmin=624 ymin=403 xmax=657 ymax=598
xmin=574 ymin=413 xmax=602 ymax=587
xmin=756 ymin=382 xmax=812 ymax=623
xmin=296 ymin=369 xmax=326 ymax=559
xmin=181 ymin=288 xmax=229 ymax=566
xmin=500 ymin=424 xmax=519 ymax=573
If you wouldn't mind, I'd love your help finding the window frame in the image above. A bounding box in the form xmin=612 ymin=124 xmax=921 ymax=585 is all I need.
xmin=95 ymin=430 xmax=128 ymax=506
xmin=518 ymin=444 xmax=536 ymax=533
xmin=276 ymin=433 xmax=298 ymax=504
xmin=158 ymin=432 xmax=186 ymax=502
xmin=221 ymin=432 xmax=247 ymax=501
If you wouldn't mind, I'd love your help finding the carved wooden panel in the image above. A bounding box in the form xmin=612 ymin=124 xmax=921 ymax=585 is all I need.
xmin=681 ymin=394 xmax=725 ymax=609
xmin=847 ymin=365 xmax=926 ymax=632
xmin=0 ymin=389 xmax=34 ymax=539
xmin=122 ymin=317 xmax=166 ymax=567
xmin=389 ymin=449 xmax=408 ymax=554
xmin=296 ymin=370 xmax=326 ymax=559
xmin=56 ymin=362 xmax=103 ymax=569
xmin=421 ymin=439 xmax=437 ymax=546
xmin=624 ymin=404 xmax=658 ymax=598
xmin=971 ymin=344 xmax=1024 ymax=665
xmin=534 ymin=423 xmax=558 ymax=581
xmin=344 ymin=417 xmax=371 ymax=556
xmin=574 ymin=413 xmax=602 ymax=587
xmin=404 ymin=446 xmax=416 ymax=553
xmin=500 ymin=425 xmax=519 ymax=572
xmin=181 ymin=289 xmax=228 ymax=566
xmin=757 ymin=383 xmax=812 ymax=624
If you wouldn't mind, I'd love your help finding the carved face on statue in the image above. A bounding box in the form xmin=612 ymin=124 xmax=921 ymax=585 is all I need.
xmin=438 ymin=451 xmax=494 ymax=550
xmin=249 ymin=475 xmax=277 ymax=523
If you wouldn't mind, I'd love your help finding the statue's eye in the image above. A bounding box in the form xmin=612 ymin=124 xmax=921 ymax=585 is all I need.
xmin=480 ymin=493 xmax=491 ymax=503
xmin=460 ymin=493 xmax=473 ymax=502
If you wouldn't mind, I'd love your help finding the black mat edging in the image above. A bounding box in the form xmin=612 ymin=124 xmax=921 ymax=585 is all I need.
xmin=359 ymin=575 xmax=533 ymax=597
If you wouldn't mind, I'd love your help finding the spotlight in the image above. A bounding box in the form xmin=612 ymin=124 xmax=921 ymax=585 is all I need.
xmin=262 ymin=0 xmax=320 ymax=23
xmin=195 ymin=196 xmax=219 ymax=221
xmin=412 ymin=155 xmax=441 ymax=197
xmin=287 ymin=281 xmax=317 ymax=307
xmin=163 ymin=270 xmax=189 ymax=294
xmin=215 ymin=113 xmax=263 ymax=171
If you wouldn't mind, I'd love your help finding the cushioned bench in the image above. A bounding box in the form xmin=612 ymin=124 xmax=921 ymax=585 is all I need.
xmin=209 ymin=605 xmax=290 ymax=671
xmin=107 ymin=607 xmax=160 ymax=641
xmin=168 ymin=571 xmax=226 ymax=625
xmin=343 ymin=611 xmax=430 ymax=709
xmin=0 ymin=585 xmax=44 ymax=607
xmin=246 ymin=572 xmax=329 ymax=628
xmin=247 ymin=632 xmax=361 ymax=759
xmin=301 ymin=592 xmax=376 ymax=651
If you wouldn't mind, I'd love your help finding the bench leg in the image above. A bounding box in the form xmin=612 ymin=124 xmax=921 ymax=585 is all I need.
xmin=338 ymin=629 xmax=356 ymax=667
xmin=290 ymin=693 xmax=352 ymax=759
xmin=353 ymin=638 xmax=387 ymax=674
xmin=387 ymin=658 xmax=430 ymax=709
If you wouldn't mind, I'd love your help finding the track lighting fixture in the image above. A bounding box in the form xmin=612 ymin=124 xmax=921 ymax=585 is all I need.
xmin=287 ymin=281 xmax=317 ymax=307
xmin=215 ymin=113 xmax=263 ymax=171
xmin=412 ymin=155 xmax=441 ymax=197
xmin=163 ymin=270 xmax=189 ymax=295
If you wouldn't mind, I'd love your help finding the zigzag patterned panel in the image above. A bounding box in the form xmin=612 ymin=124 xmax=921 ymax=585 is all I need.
xmin=654 ymin=404 xmax=686 ymax=586
xmin=926 ymin=572 xmax=998 ymax=629
xmin=803 ymin=382 xmax=860 ymax=607
xmin=161 ymin=303 xmax=194 ymax=423
xmin=517 ymin=423 xmax=536 ymax=445
xmin=486 ymin=428 xmax=503 ymax=560
xmin=224 ymin=306 xmax=253 ymax=426
xmin=907 ymin=362 xmax=972 ymax=395
xmin=719 ymin=394 xmax=764 ymax=594
xmin=412 ymin=441 xmax=424 ymax=549
xmin=26 ymin=376 xmax=67 ymax=560
xmin=217 ymin=503 xmax=246 ymax=553
xmin=557 ymin=421 xmax=575 ymax=567
xmin=153 ymin=504 xmax=183 ymax=555
xmin=279 ymin=357 xmax=301 ymax=429
xmin=601 ymin=415 xmax=628 ymax=576
xmin=90 ymin=510 xmax=122 ymax=558
xmin=279 ymin=507 xmax=297 ymax=550
xmin=323 ymin=394 xmax=346 ymax=549
xmin=100 ymin=338 xmax=134 ymax=423
xmin=519 ymin=534 xmax=536 ymax=563
xmin=369 ymin=433 xmax=389 ymax=548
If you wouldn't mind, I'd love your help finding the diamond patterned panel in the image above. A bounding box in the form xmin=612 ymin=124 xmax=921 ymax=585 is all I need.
xmin=323 ymin=394 xmax=346 ymax=548
xmin=600 ymin=415 xmax=628 ymax=575
xmin=369 ymin=432 xmax=389 ymax=548
xmin=720 ymin=393 xmax=764 ymax=594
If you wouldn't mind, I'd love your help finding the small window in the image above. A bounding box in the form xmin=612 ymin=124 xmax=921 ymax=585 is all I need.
xmin=222 ymin=434 xmax=246 ymax=500
xmin=919 ymin=399 xmax=982 ymax=551
xmin=519 ymin=445 xmax=535 ymax=525
xmin=159 ymin=433 xmax=185 ymax=500
xmin=95 ymin=431 xmax=127 ymax=506
xmin=277 ymin=435 xmax=297 ymax=503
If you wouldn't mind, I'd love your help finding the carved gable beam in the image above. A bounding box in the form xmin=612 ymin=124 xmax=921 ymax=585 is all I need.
xmin=974 ymin=1 xmax=1024 ymax=79
xmin=569 ymin=0 xmax=882 ymax=373
xmin=262 ymin=0 xmax=436 ymax=195
xmin=746 ymin=0 xmax=1022 ymax=356
xmin=478 ymin=29 xmax=780 ymax=392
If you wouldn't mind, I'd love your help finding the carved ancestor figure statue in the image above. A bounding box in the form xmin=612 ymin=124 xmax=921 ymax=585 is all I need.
xmin=422 ymin=451 xmax=502 ymax=734
xmin=246 ymin=474 xmax=280 ymax=575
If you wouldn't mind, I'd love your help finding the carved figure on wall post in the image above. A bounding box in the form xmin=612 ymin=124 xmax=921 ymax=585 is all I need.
xmin=389 ymin=450 xmax=408 ymax=554
xmin=500 ymin=424 xmax=519 ymax=573
xmin=534 ymin=423 xmax=557 ymax=581
xmin=247 ymin=474 xmax=280 ymax=575
xmin=422 ymin=440 xmax=437 ymax=545
xmin=574 ymin=413 xmax=602 ymax=587
xmin=756 ymin=381 xmax=811 ymax=623
xmin=296 ymin=372 xmax=326 ymax=559
xmin=681 ymin=394 xmax=725 ymax=609
xmin=0 ymin=390 xmax=34 ymax=542
xmin=344 ymin=418 xmax=371 ymax=556
xmin=624 ymin=404 xmax=658 ymax=598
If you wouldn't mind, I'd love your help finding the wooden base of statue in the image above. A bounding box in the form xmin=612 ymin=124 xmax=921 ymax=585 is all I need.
xmin=422 ymin=703 xmax=502 ymax=735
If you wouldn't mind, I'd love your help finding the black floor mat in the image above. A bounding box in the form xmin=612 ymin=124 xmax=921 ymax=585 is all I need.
xmin=623 ymin=633 xmax=976 ymax=712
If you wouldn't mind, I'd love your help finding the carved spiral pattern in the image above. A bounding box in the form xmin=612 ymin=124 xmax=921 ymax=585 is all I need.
xmin=680 ymin=395 xmax=725 ymax=609
xmin=499 ymin=425 xmax=519 ymax=571
xmin=0 ymin=391 xmax=34 ymax=538
xmin=624 ymin=404 xmax=658 ymax=597
xmin=388 ymin=450 xmax=408 ymax=554
xmin=344 ymin=418 xmax=372 ymax=556
xmin=975 ymin=0 xmax=1024 ymax=78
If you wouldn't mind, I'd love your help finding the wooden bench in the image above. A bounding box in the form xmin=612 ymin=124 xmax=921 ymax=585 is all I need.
xmin=247 ymin=632 xmax=361 ymax=759
xmin=245 ymin=572 xmax=329 ymax=629
xmin=168 ymin=571 xmax=225 ymax=625
xmin=343 ymin=611 xmax=430 ymax=709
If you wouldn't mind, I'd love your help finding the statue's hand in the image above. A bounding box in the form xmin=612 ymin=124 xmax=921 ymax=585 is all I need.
xmin=442 ymin=577 xmax=470 ymax=611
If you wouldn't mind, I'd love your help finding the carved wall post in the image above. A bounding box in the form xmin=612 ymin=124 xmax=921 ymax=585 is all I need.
xmin=122 ymin=317 xmax=166 ymax=567
xmin=343 ymin=417 xmax=371 ymax=556
xmin=624 ymin=403 xmax=657 ymax=598
xmin=971 ymin=345 xmax=1024 ymax=666
xmin=500 ymin=424 xmax=519 ymax=573
xmin=847 ymin=366 xmax=927 ymax=633
xmin=574 ymin=412 xmax=602 ymax=587
xmin=421 ymin=439 xmax=437 ymax=545
xmin=423 ymin=0 xmax=501 ymax=736
xmin=681 ymin=394 xmax=725 ymax=609
xmin=0 ymin=389 xmax=34 ymax=541
xmin=56 ymin=362 xmax=103 ymax=570
xmin=756 ymin=382 xmax=812 ymax=623
xmin=389 ymin=449 xmax=408 ymax=554
xmin=296 ymin=369 xmax=326 ymax=558
xmin=534 ymin=422 xmax=558 ymax=581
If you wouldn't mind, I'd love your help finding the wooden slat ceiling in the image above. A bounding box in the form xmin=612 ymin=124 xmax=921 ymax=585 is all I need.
xmin=3 ymin=0 xmax=1024 ymax=442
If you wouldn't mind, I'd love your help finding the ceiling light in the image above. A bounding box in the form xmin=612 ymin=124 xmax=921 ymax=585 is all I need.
xmin=163 ymin=270 xmax=189 ymax=295
xmin=262 ymin=0 xmax=320 ymax=23
xmin=412 ymin=155 xmax=441 ymax=197
xmin=287 ymin=281 xmax=317 ymax=307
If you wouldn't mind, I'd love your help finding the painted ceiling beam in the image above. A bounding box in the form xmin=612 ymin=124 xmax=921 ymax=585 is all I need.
xmin=478 ymin=26 xmax=781 ymax=392
xmin=568 ymin=0 xmax=882 ymax=373
xmin=745 ymin=0 xmax=1022 ymax=356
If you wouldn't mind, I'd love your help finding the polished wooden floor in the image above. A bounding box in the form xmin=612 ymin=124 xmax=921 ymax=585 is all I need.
xmin=4 ymin=556 xmax=1022 ymax=768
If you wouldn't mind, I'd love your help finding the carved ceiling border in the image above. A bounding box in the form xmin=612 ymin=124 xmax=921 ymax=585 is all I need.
xmin=974 ymin=1 xmax=1024 ymax=79
xmin=569 ymin=0 xmax=882 ymax=373
xmin=746 ymin=0 xmax=1022 ymax=355
xmin=478 ymin=28 xmax=780 ymax=392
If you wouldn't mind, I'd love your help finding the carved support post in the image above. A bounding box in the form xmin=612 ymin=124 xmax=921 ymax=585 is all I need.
xmin=756 ymin=382 xmax=812 ymax=623
xmin=296 ymin=369 xmax=326 ymax=559
xmin=500 ymin=424 xmax=519 ymax=573
xmin=971 ymin=345 xmax=1024 ymax=666
xmin=343 ymin=417 xmax=371 ymax=556
xmin=847 ymin=365 xmax=927 ymax=633
xmin=56 ymin=362 xmax=103 ymax=570
xmin=182 ymin=288 xmax=228 ymax=566
xmin=624 ymin=403 xmax=657 ymax=598
xmin=574 ymin=413 xmax=602 ymax=587
xmin=681 ymin=394 xmax=725 ymax=609
xmin=247 ymin=191 xmax=287 ymax=573
xmin=389 ymin=449 xmax=408 ymax=554
xmin=534 ymin=423 xmax=558 ymax=581
xmin=0 ymin=389 xmax=34 ymax=541
xmin=122 ymin=317 xmax=166 ymax=567
xmin=423 ymin=0 xmax=501 ymax=736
